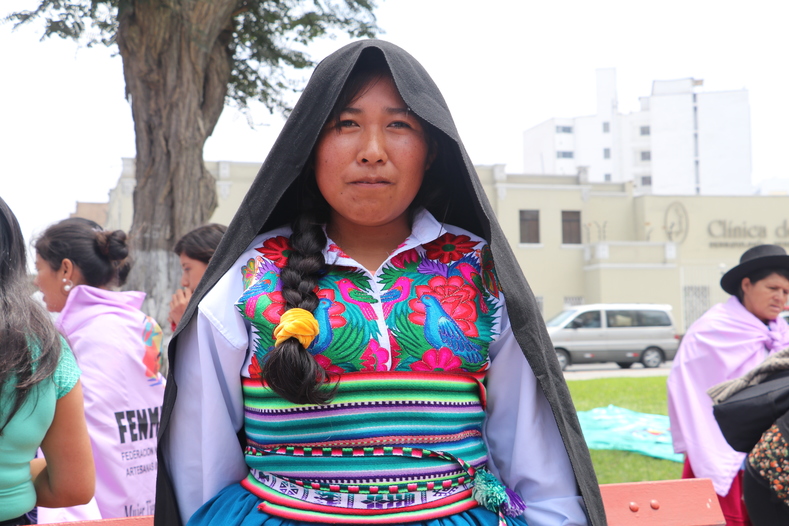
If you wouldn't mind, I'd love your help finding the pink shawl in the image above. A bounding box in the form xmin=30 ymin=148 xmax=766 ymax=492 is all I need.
xmin=38 ymin=286 xmax=164 ymax=522
xmin=667 ymin=296 xmax=789 ymax=496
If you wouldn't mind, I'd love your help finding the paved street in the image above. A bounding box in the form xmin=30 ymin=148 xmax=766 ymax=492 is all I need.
xmin=563 ymin=361 xmax=672 ymax=380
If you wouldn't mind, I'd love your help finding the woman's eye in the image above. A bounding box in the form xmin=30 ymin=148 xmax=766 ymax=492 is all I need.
xmin=337 ymin=119 xmax=357 ymax=128
xmin=389 ymin=121 xmax=412 ymax=129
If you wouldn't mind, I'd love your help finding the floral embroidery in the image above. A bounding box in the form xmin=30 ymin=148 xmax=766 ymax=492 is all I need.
xmin=411 ymin=348 xmax=463 ymax=372
xmin=408 ymin=276 xmax=479 ymax=337
xmin=314 ymin=354 xmax=344 ymax=374
xmin=424 ymin=233 xmax=477 ymax=264
xmin=361 ymin=339 xmax=390 ymax=371
xmin=248 ymin=354 xmax=263 ymax=379
xmin=748 ymin=424 xmax=789 ymax=505
xmin=391 ymin=249 xmax=419 ymax=269
xmin=262 ymin=291 xmax=286 ymax=325
xmin=255 ymin=236 xmax=292 ymax=268
xmin=238 ymin=226 xmax=500 ymax=375
xmin=328 ymin=243 xmax=352 ymax=259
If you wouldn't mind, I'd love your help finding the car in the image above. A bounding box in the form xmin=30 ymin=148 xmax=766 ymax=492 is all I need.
xmin=545 ymin=303 xmax=681 ymax=371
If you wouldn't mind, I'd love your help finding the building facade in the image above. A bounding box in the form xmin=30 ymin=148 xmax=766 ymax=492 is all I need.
xmin=523 ymin=69 xmax=753 ymax=196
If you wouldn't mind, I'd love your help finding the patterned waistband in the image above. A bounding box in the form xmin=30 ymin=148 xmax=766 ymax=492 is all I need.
xmin=239 ymin=371 xmax=525 ymax=523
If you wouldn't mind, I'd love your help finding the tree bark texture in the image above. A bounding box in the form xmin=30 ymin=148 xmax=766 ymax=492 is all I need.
xmin=117 ymin=0 xmax=237 ymax=325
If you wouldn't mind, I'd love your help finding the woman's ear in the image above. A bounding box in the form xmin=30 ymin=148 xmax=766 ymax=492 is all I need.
xmin=425 ymin=138 xmax=438 ymax=171
xmin=60 ymin=258 xmax=73 ymax=279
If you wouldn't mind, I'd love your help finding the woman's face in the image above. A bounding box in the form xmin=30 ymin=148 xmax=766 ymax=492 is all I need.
xmin=180 ymin=253 xmax=209 ymax=292
xmin=741 ymin=272 xmax=789 ymax=322
xmin=314 ymin=75 xmax=432 ymax=233
xmin=34 ymin=254 xmax=67 ymax=313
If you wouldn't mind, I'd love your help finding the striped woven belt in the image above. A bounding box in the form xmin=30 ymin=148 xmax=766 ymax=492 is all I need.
xmin=239 ymin=371 xmax=524 ymax=524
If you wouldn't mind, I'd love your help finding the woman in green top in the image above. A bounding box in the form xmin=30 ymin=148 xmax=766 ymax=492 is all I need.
xmin=0 ymin=197 xmax=95 ymax=525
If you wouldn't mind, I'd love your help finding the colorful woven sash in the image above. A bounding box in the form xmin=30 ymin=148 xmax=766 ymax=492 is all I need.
xmin=240 ymin=371 xmax=498 ymax=523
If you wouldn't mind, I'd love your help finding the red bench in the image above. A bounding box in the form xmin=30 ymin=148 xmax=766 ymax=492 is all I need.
xmin=43 ymin=478 xmax=726 ymax=526
xmin=600 ymin=478 xmax=725 ymax=525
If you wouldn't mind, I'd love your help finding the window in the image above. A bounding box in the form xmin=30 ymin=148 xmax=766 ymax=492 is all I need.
xmin=556 ymin=125 xmax=573 ymax=133
xmin=603 ymin=148 xmax=610 ymax=159
xmin=641 ymin=175 xmax=652 ymax=186
xmin=570 ymin=310 xmax=601 ymax=328
xmin=602 ymin=122 xmax=610 ymax=133
xmin=641 ymin=151 xmax=651 ymax=161
xmin=519 ymin=210 xmax=540 ymax=243
xmin=604 ymin=173 xmax=611 ymax=182
xmin=636 ymin=310 xmax=671 ymax=327
xmin=556 ymin=151 xmax=574 ymax=159
xmin=561 ymin=211 xmax=581 ymax=244
xmin=606 ymin=310 xmax=635 ymax=327
xmin=640 ymin=126 xmax=650 ymax=136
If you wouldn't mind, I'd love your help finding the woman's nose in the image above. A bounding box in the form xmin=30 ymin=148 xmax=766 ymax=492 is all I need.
xmin=181 ymin=272 xmax=190 ymax=289
xmin=357 ymin=129 xmax=387 ymax=164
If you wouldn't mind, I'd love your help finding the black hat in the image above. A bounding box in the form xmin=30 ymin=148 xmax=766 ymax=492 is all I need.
xmin=720 ymin=244 xmax=789 ymax=295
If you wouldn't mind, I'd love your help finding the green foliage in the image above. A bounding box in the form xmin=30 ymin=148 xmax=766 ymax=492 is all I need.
xmin=567 ymin=376 xmax=683 ymax=484
xmin=5 ymin=0 xmax=379 ymax=114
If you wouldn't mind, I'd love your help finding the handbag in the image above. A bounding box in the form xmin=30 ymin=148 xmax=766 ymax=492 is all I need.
xmin=712 ymin=369 xmax=789 ymax=453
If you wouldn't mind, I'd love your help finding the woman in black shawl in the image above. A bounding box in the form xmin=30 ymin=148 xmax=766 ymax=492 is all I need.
xmin=156 ymin=40 xmax=604 ymax=526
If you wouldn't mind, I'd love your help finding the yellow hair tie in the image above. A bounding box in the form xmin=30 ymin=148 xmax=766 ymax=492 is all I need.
xmin=273 ymin=308 xmax=320 ymax=348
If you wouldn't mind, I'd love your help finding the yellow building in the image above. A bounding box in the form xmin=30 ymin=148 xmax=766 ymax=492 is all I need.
xmin=106 ymin=158 xmax=789 ymax=332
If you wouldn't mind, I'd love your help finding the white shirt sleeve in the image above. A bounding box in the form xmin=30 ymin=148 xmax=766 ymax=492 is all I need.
xmin=164 ymin=267 xmax=252 ymax=523
xmin=484 ymin=303 xmax=589 ymax=526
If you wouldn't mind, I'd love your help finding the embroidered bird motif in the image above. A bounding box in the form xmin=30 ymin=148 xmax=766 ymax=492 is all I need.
xmin=308 ymin=298 xmax=335 ymax=355
xmin=419 ymin=294 xmax=484 ymax=363
xmin=337 ymin=278 xmax=378 ymax=321
xmin=380 ymin=276 xmax=412 ymax=318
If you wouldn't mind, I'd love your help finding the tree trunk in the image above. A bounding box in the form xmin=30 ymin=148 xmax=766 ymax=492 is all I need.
xmin=116 ymin=0 xmax=237 ymax=326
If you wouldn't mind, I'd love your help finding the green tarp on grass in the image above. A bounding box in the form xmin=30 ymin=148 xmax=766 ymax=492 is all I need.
xmin=577 ymin=405 xmax=683 ymax=463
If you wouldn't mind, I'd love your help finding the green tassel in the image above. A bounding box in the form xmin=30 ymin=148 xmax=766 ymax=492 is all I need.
xmin=472 ymin=469 xmax=508 ymax=512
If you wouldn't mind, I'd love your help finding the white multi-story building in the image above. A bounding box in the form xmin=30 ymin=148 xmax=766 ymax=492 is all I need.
xmin=523 ymin=69 xmax=753 ymax=195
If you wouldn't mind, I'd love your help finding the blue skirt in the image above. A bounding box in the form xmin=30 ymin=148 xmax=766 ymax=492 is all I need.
xmin=187 ymin=483 xmax=528 ymax=526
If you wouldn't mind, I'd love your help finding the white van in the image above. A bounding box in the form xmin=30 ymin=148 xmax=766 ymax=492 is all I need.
xmin=545 ymin=303 xmax=681 ymax=370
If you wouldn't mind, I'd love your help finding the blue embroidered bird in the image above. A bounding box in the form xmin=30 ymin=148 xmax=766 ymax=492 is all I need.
xmin=307 ymin=298 xmax=335 ymax=355
xmin=419 ymin=294 xmax=484 ymax=363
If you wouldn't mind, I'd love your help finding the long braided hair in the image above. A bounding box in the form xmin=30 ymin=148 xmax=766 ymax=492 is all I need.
xmin=0 ymin=197 xmax=62 ymax=434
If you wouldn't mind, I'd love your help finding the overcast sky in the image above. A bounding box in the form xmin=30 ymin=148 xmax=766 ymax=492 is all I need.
xmin=2 ymin=0 xmax=788 ymax=249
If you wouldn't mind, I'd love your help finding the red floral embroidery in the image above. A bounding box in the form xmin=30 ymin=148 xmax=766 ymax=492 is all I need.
xmin=424 ymin=233 xmax=477 ymax=264
xmin=248 ymin=355 xmax=263 ymax=379
xmin=255 ymin=236 xmax=291 ymax=268
xmin=314 ymin=354 xmax=344 ymax=374
xmin=262 ymin=291 xmax=286 ymax=325
xmin=408 ymin=275 xmax=479 ymax=337
xmin=361 ymin=339 xmax=390 ymax=371
xmin=390 ymin=248 xmax=419 ymax=269
xmin=388 ymin=335 xmax=402 ymax=370
xmin=411 ymin=348 xmax=463 ymax=372
xmin=328 ymin=243 xmax=352 ymax=259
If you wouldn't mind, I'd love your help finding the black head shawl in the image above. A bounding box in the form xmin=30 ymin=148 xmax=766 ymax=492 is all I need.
xmin=156 ymin=40 xmax=605 ymax=526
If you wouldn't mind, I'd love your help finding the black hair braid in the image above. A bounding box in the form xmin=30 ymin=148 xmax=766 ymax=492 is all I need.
xmin=261 ymin=211 xmax=336 ymax=405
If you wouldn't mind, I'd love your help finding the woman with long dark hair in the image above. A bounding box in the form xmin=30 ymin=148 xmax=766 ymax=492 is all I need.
xmin=33 ymin=218 xmax=165 ymax=523
xmin=157 ymin=41 xmax=605 ymax=526
xmin=0 ymin=197 xmax=94 ymax=525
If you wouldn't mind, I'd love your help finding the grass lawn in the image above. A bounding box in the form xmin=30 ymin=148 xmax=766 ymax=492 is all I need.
xmin=566 ymin=376 xmax=684 ymax=484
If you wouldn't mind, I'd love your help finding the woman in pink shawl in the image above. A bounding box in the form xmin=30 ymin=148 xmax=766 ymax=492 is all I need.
xmin=32 ymin=218 xmax=165 ymax=522
xmin=668 ymin=244 xmax=789 ymax=526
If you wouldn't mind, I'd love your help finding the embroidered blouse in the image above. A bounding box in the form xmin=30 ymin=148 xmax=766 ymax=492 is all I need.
xmin=166 ymin=210 xmax=588 ymax=526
